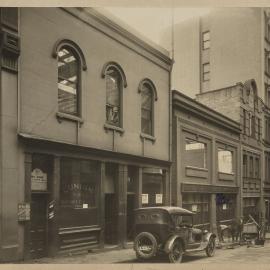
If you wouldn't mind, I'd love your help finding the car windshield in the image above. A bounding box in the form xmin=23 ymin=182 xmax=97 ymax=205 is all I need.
xmin=171 ymin=214 xmax=193 ymax=227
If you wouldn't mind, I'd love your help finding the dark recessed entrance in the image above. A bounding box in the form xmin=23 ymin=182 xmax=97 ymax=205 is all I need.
xmin=29 ymin=194 xmax=48 ymax=259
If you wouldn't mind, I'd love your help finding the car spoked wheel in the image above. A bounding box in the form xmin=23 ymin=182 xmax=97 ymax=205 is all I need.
xmin=168 ymin=240 xmax=183 ymax=263
xmin=206 ymin=237 xmax=216 ymax=257
xmin=134 ymin=232 xmax=158 ymax=260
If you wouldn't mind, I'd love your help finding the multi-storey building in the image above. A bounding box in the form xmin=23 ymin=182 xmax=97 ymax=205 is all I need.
xmin=172 ymin=90 xmax=241 ymax=235
xmin=166 ymin=7 xmax=270 ymax=226
xmin=0 ymin=7 xmax=172 ymax=261
xmin=196 ymin=79 xmax=265 ymax=223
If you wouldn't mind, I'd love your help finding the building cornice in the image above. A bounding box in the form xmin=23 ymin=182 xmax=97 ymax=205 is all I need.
xmin=61 ymin=7 xmax=173 ymax=71
xmin=172 ymin=90 xmax=241 ymax=134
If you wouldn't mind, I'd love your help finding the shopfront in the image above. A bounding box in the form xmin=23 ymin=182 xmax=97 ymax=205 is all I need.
xmin=216 ymin=193 xmax=236 ymax=225
xmin=182 ymin=193 xmax=210 ymax=229
xmin=21 ymin=138 xmax=170 ymax=258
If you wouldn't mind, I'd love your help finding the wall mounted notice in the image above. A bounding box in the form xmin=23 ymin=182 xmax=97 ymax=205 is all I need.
xmin=31 ymin=168 xmax=47 ymax=191
xmin=155 ymin=194 xmax=163 ymax=204
xmin=142 ymin=194 xmax=148 ymax=204
xmin=18 ymin=203 xmax=30 ymax=221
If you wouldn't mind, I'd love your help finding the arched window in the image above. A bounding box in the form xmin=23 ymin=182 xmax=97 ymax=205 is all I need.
xmin=105 ymin=67 xmax=122 ymax=126
xmin=139 ymin=79 xmax=157 ymax=136
xmin=57 ymin=46 xmax=80 ymax=115
xmin=102 ymin=62 xmax=127 ymax=128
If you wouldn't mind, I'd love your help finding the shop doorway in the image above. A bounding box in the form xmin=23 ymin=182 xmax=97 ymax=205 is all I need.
xmin=216 ymin=194 xmax=236 ymax=225
xmin=30 ymin=194 xmax=48 ymax=259
xmin=126 ymin=194 xmax=135 ymax=240
xmin=104 ymin=193 xmax=118 ymax=245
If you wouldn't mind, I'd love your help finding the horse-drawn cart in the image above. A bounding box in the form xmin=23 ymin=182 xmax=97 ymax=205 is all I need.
xmin=242 ymin=215 xmax=265 ymax=246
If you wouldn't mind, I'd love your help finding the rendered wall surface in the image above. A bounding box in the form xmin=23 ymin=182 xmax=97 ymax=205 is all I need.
xmin=19 ymin=8 xmax=170 ymax=161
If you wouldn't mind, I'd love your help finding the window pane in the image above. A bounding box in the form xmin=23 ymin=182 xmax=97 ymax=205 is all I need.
xmin=218 ymin=149 xmax=233 ymax=174
xmin=106 ymin=68 xmax=121 ymax=126
xmin=203 ymin=40 xmax=210 ymax=49
xmin=203 ymin=31 xmax=210 ymax=41
xmin=203 ymin=63 xmax=210 ymax=81
xmin=58 ymin=47 xmax=79 ymax=115
xmin=60 ymin=158 xmax=99 ymax=209
xmin=203 ymin=72 xmax=210 ymax=81
xmin=184 ymin=139 xmax=206 ymax=168
xmin=141 ymin=83 xmax=153 ymax=135
xmin=203 ymin=63 xmax=210 ymax=72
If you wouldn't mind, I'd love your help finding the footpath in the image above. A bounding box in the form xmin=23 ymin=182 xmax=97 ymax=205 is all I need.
xmin=20 ymin=234 xmax=270 ymax=264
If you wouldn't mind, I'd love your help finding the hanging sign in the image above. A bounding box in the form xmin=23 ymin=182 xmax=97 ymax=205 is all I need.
xmin=142 ymin=194 xmax=149 ymax=204
xmin=31 ymin=168 xmax=47 ymax=191
xmin=155 ymin=194 xmax=163 ymax=204
xmin=18 ymin=203 xmax=30 ymax=221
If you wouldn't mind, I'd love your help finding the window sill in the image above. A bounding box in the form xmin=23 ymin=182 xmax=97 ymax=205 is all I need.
xmin=185 ymin=166 xmax=208 ymax=178
xmin=218 ymin=172 xmax=234 ymax=181
xmin=186 ymin=166 xmax=208 ymax=172
xmin=104 ymin=123 xmax=125 ymax=135
xmin=140 ymin=133 xmax=156 ymax=143
xmin=56 ymin=112 xmax=84 ymax=126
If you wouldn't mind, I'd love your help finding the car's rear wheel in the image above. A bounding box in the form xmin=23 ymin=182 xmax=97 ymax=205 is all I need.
xmin=168 ymin=240 xmax=183 ymax=263
xmin=206 ymin=236 xmax=216 ymax=257
xmin=134 ymin=232 xmax=158 ymax=259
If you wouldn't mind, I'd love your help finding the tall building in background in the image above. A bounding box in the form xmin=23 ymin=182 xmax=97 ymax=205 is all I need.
xmin=169 ymin=8 xmax=270 ymax=101
xmin=167 ymin=7 xmax=270 ymax=226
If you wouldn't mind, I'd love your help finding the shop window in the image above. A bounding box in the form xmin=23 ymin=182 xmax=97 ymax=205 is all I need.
xmin=202 ymin=63 xmax=210 ymax=81
xmin=142 ymin=172 xmax=164 ymax=206
xmin=58 ymin=46 xmax=80 ymax=115
xmin=59 ymin=158 xmax=100 ymax=227
xmin=60 ymin=159 xmax=99 ymax=209
xmin=139 ymin=79 xmax=157 ymax=136
xmin=182 ymin=194 xmax=209 ymax=227
xmin=202 ymin=31 xmax=210 ymax=50
xmin=218 ymin=149 xmax=233 ymax=174
xmin=184 ymin=138 xmax=206 ymax=169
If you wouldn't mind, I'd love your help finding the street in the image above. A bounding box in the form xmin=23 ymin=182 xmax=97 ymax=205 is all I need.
xmin=25 ymin=241 xmax=270 ymax=264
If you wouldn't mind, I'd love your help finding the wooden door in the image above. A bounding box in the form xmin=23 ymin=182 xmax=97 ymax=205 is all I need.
xmin=30 ymin=194 xmax=48 ymax=259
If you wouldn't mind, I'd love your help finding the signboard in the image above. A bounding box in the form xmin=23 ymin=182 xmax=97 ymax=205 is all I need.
xmin=155 ymin=194 xmax=163 ymax=204
xmin=18 ymin=203 xmax=30 ymax=221
xmin=142 ymin=194 xmax=149 ymax=204
xmin=192 ymin=204 xmax=198 ymax=212
xmin=222 ymin=203 xmax=227 ymax=210
xmin=31 ymin=168 xmax=47 ymax=191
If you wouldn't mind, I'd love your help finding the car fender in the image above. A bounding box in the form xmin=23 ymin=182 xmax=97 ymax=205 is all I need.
xmin=164 ymin=235 xmax=185 ymax=254
xmin=204 ymin=232 xmax=216 ymax=242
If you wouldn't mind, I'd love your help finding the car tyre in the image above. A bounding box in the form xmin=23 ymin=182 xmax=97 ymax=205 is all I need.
xmin=168 ymin=240 xmax=183 ymax=263
xmin=134 ymin=232 xmax=158 ymax=259
xmin=206 ymin=236 xmax=216 ymax=257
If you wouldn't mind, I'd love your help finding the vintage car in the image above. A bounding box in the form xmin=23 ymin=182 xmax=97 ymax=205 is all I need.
xmin=133 ymin=206 xmax=216 ymax=263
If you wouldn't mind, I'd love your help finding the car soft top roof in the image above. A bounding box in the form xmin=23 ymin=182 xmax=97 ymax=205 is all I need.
xmin=134 ymin=206 xmax=194 ymax=215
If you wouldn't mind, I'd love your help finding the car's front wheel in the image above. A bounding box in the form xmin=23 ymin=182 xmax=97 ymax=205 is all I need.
xmin=206 ymin=236 xmax=216 ymax=257
xmin=168 ymin=240 xmax=183 ymax=263
xmin=134 ymin=232 xmax=158 ymax=260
